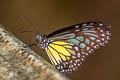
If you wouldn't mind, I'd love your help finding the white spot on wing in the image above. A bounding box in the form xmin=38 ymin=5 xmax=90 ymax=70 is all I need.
xmin=70 ymin=60 xmax=73 ymax=63
xmin=74 ymin=47 xmax=79 ymax=51
xmin=101 ymin=34 xmax=105 ymax=37
xmin=94 ymin=46 xmax=97 ymax=49
xmin=91 ymin=42 xmax=94 ymax=45
xmin=96 ymin=39 xmax=101 ymax=42
xmin=82 ymin=24 xmax=87 ymax=26
xmin=101 ymin=38 xmax=105 ymax=41
xmin=90 ymin=23 xmax=94 ymax=25
xmin=97 ymin=28 xmax=100 ymax=30
xmin=99 ymin=23 xmax=103 ymax=26
xmin=75 ymin=29 xmax=80 ymax=32
xmin=100 ymin=30 xmax=103 ymax=32
xmin=75 ymin=25 xmax=79 ymax=28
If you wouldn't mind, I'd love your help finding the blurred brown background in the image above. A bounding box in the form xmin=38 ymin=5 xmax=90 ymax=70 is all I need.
xmin=0 ymin=0 xmax=119 ymax=80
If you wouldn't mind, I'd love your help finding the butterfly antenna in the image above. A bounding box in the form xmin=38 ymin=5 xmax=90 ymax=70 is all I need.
xmin=20 ymin=16 xmax=35 ymax=27
xmin=20 ymin=16 xmax=38 ymax=34
xmin=21 ymin=30 xmax=37 ymax=34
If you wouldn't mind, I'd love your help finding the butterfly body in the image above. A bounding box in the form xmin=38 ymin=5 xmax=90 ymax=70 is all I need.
xmin=36 ymin=21 xmax=111 ymax=74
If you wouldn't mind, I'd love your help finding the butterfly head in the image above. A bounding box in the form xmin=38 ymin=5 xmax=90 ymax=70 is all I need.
xmin=36 ymin=33 xmax=49 ymax=49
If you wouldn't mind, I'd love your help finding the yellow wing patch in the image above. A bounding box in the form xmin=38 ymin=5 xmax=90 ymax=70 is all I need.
xmin=45 ymin=48 xmax=57 ymax=65
xmin=48 ymin=46 xmax=62 ymax=63
xmin=60 ymin=54 xmax=66 ymax=61
xmin=49 ymin=44 xmax=71 ymax=56
xmin=64 ymin=45 xmax=72 ymax=48
xmin=45 ymin=41 xmax=73 ymax=66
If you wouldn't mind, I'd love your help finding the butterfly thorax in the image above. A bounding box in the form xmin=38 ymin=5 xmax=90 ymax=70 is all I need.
xmin=36 ymin=33 xmax=50 ymax=49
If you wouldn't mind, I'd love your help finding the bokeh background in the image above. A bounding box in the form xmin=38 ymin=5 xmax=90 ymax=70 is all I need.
xmin=0 ymin=0 xmax=119 ymax=80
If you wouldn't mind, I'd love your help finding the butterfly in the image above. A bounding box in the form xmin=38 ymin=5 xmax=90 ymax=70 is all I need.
xmin=35 ymin=21 xmax=111 ymax=74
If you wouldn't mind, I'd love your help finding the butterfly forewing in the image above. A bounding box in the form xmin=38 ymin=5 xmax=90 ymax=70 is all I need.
xmin=44 ymin=21 xmax=111 ymax=73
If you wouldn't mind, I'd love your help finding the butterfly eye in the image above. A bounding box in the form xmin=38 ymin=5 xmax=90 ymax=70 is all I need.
xmin=36 ymin=33 xmax=41 ymax=39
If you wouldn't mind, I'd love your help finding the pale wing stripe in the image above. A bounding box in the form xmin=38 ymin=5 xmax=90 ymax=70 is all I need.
xmin=48 ymin=46 xmax=62 ymax=64
xmin=83 ymin=32 xmax=98 ymax=37
xmin=49 ymin=31 xmax=70 ymax=39
xmin=47 ymin=47 xmax=59 ymax=66
xmin=82 ymin=30 xmax=96 ymax=33
xmin=51 ymin=33 xmax=75 ymax=40
xmin=45 ymin=48 xmax=56 ymax=66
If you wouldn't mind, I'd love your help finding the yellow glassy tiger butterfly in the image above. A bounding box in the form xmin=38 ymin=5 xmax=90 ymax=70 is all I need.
xmin=33 ymin=21 xmax=111 ymax=74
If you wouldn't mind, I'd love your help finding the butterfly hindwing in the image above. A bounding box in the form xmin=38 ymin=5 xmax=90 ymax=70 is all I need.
xmin=44 ymin=21 xmax=111 ymax=73
xmin=45 ymin=41 xmax=82 ymax=73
